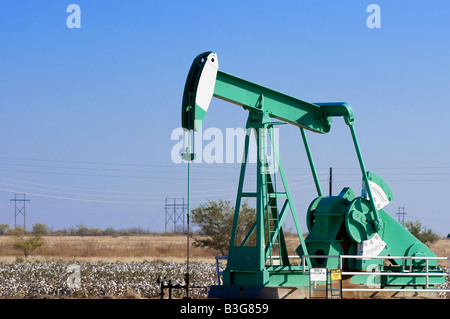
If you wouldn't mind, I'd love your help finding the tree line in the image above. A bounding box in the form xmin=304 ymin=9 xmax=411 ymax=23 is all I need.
xmin=190 ymin=200 xmax=445 ymax=255
xmin=0 ymin=223 xmax=155 ymax=237
xmin=0 ymin=199 xmax=445 ymax=257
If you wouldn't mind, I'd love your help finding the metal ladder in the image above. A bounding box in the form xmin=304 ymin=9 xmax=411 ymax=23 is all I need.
xmin=262 ymin=125 xmax=284 ymax=266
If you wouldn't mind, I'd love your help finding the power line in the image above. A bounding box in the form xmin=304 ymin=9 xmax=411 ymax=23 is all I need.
xmin=0 ymin=180 xmax=168 ymax=200
xmin=0 ymin=176 xmax=241 ymax=195
xmin=0 ymin=157 xmax=448 ymax=210
xmin=1 ymin=187 xmax=161 ymax=205
xmin=1 ymin=156 xmax=449 ymax=171
xmin=0 ymin=177 xmax=246 ymax=199
xmin=0 ymin=167 xmax=249 ymax=181
xmin=2 ymin=166 xmax=449 ymax=184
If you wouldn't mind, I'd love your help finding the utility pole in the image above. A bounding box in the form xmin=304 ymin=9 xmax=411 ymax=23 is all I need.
xmin=182 ymin=132 xmax=195 ymax=299
xmin=397 ymin=207 xmax=406 ymax=226
xmin=10 ymin=193 xmax=30 ymax=231
xmin=329 ymin=167 xmax=333 ymax=196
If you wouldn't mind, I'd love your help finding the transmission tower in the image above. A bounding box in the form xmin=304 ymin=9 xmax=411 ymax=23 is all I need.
xmin=10 ymin=193 xmax=30 ymax=230
xmin=164 ymin=197 xmax=187 ymax=233
xmin=397 ymin=206 xmax=406 ymax=226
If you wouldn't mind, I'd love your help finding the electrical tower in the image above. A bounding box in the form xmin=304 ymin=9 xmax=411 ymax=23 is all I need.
xmin=10 ymin=193 xmax=30 ymax=230
xmin=164 ymin=198 xmax=187 ymax=233
xmin=397 ymin=206 xmax=406 ymax=226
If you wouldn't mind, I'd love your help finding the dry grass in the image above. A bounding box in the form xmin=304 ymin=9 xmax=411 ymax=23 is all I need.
xmin=0 ymin=234 xmax=218 ymax=263
xmin=430 ymin=239 xmax=450 ymax=266
xmin=0 ymin=234 xmax=448 ymax=265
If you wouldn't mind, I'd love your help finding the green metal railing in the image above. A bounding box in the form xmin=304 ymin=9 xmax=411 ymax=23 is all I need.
xmin=300 ymin=254 xmax=450 ymax=293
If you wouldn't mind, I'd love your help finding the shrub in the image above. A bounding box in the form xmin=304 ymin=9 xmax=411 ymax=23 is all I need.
xmin=405 ymin=220 xmax=441 ymax=246
xmin=0 ymin=224 xmax=10 ymax=235
xmin=191 ymin=199 xmax=256 ymax=255
xmin=32 ymin=223 xmax=50 ymax=236
xmin=13 ymin=234 xmax=45 ymax=258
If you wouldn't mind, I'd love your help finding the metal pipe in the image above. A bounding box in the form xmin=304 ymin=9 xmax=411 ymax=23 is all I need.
xmin=340 ymin=255 xmax=448 ymax=260
xmin=342 ymin=288 xmax=450 ymax=292
xmin=302 ymin=254 xmax=449 ymax=261
xmin=300 ymin=128 xmax=322 ymax=197
xmin=186 ymin=142 xmax=191 ymax=298
xmin=341 ymin=272 xmax=446 ymax=277
xmin=348 ymin=124 xmax=381 ymax=229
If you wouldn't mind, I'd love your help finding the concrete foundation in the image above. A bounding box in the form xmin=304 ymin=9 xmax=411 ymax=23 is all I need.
xmin=208 ymin=279 xmax=443 ymax=299
xmin=209 ymin=285 xmax=310 ymax=299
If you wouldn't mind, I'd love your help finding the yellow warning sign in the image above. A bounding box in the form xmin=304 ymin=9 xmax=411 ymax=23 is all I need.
xmin=330 ymin=269 xmax=341 ymax=281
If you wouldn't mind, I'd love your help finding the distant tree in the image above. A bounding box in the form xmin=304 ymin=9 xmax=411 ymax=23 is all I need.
xmin=73 ymin=223 xmax=89 ymax=236
xmin=129 ymin=226 xmax=145 ymax=234
xmin=32 ymin=222 xmax=50 ymax=236
xmin=191 ymin=199 xmax=256 ymax=255
xmin=104 ymin=227 xmax=117 ymax=236
xmin=405 ymin=220 xmax=441 ymax=246
xmin=13 ymin=234 xmax=45 ymax=258
xmin=0 ymin=224 xmax=10 ymax=235
xmin=10 ymin=227 xmax=25 ymax=236
xmin=87 ymin=227 xmax=103 ymax=236
xmin=52 ymin=229 xmax=69 ymax=236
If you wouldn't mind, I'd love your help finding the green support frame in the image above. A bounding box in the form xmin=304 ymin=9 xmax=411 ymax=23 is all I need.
xmin=182 ymin=52 xmax=381 ymax=288
xmin=182 ymin=52 xmax=445 ymax=295
xmin=223 ymin=110 xmax=309 ymax=288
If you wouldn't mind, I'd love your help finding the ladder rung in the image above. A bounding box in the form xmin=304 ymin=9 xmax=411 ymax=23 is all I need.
xmin=241 ymin=192 xmax=257 ymax=197
xmin=267 ymin=193 xmax=287 ymax=198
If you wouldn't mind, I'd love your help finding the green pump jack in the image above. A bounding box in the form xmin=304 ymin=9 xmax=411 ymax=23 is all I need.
xmin=181 ymin=52 xmax=447 ymax=299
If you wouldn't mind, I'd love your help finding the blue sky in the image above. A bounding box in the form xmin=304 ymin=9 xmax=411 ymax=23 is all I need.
xmin=0 ymin=1 xmax=449 ymax=236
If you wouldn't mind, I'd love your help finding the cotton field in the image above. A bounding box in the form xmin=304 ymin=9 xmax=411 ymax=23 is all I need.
xmin=0 ymin=260 xmax=447 ymax=299
xmin=0 ymin=260 xmax=218 ymax=298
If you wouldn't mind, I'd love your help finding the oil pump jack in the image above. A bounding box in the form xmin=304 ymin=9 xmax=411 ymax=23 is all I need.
xmin=181 ymin=52 xmax=446 ymax=298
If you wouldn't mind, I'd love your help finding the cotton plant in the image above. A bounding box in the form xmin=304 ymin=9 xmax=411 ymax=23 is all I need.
xmin=0 ymin=261 xmax=218 ymax=298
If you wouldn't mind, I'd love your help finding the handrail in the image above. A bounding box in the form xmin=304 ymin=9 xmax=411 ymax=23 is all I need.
xmin=300 ymin=255 xmax=449 ymax=272
xmin=300 ymin=254 xmax=449 ymax=292
xmin=215 ymin=254 xmax=449 ymax=293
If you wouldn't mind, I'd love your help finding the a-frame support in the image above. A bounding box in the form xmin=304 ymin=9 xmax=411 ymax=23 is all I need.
xmin=222 ymin=110 xmax=310 ymax=288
